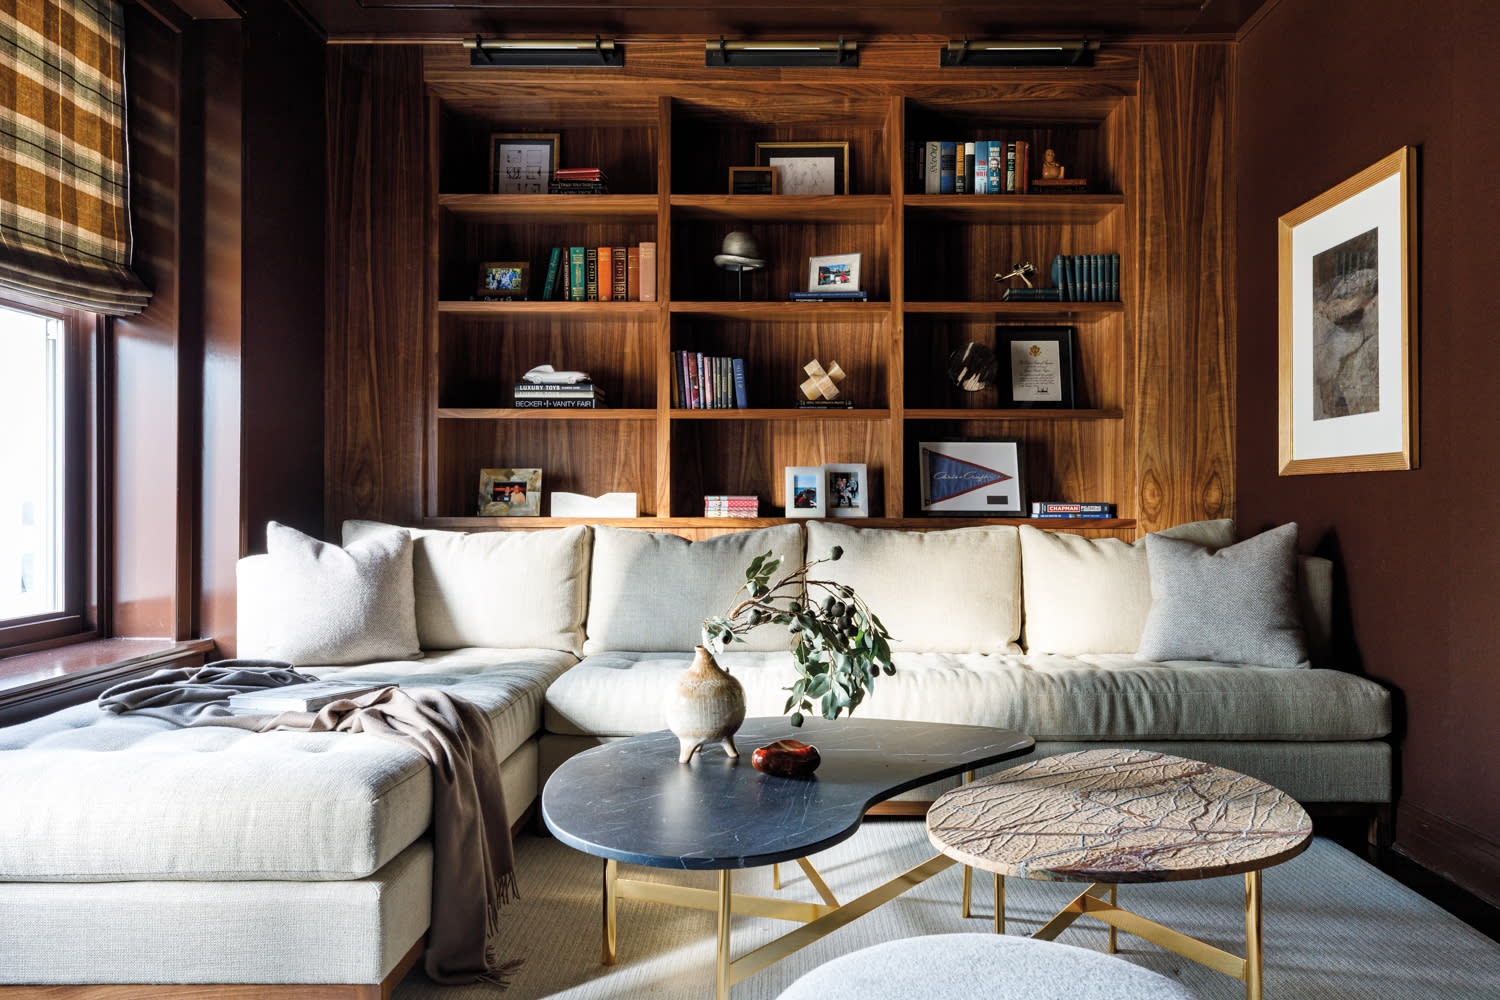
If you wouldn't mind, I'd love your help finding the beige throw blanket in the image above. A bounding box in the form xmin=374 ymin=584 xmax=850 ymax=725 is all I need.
xmin=100 ymin=662 xmax=519 ymax=986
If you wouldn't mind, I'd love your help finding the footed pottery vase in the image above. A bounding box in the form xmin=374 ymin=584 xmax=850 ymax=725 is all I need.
xmin=665 ymin=645 xmax=746 ymax=763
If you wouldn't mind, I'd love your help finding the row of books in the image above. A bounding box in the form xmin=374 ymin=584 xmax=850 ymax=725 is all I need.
xmin=548 ymin=167 xmax=609 ymax=195
xmin=1002 ymin=254 xmax=1122 ymax=303
xmin=1029 ymin=501 xmax=1117 ymax=519
xmin=513 ymin=380 xmax=606 ymax=409
xmin=916 ymin=140 xmax=1034 ymax=195
xmin=704 ymin=495 xmax=759 ymax=518
xmin=673 ymin=352 xmax=748 ymax=409
xmin=541 ymin=243 xmax=657 ymax=302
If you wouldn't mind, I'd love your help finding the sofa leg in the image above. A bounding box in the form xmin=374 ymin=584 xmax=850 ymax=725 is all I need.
xmin=1368 ymin=805 xmax=1394 ymax=857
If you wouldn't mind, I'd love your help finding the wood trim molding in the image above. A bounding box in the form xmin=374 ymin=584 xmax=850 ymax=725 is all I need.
xmin=1395 ymin=801 xmax=1500 ymax=909
xmin=0 ymin=639 xmax=214 ymax=728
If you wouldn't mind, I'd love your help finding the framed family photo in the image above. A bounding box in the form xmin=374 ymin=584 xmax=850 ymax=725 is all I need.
xmin=1278 ymin=146 xmax=1418 ymax=475
xmin=807 ymin=252 xmax=861 ymax=293
xmin=784 ymin=465 xmax=826 ymax=518
xmin=823 ymin=463 xmax=869 ymax=518
xmin=478 ymin=467 xmax=542 ymax=517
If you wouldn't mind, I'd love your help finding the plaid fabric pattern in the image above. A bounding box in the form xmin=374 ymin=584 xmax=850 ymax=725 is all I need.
xmin=0 ymin=0 xmax=148 ymax=314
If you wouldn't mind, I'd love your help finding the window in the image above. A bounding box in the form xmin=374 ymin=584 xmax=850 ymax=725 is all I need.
xmin=0 ymin=299 xmax=93 ymax=652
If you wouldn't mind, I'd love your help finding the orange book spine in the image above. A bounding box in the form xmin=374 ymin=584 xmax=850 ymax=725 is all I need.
xmin=597 ymin=247 xmax=613 ymax=300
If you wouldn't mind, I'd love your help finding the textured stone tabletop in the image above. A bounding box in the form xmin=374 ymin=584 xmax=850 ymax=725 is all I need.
xmin=926 ymin=748 xmax=1312 ymax=883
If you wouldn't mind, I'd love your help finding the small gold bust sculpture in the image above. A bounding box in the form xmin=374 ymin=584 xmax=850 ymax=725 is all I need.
xmin=1041 ymin=148 xmax=1065 ymax=179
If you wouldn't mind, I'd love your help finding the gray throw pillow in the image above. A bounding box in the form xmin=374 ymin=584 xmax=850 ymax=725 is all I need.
xmin=259 ymin=520 xmax=423 ymax=666
xmin=1136 ymin=522 xmax=1309 ymax=669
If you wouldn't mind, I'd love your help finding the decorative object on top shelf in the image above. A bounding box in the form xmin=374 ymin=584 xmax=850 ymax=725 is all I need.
xmin=947 ymin=342 xmax=998 ymax=392
xmin=751 ymin=739 xmax=821 ymax=777
xmin=706 ymin=36 xmax=857 ymax=69
xmin=728 ymin=166 xmax=779 ymax=195
xmin=919 ymin=439 xmax=1026 ymax=516
xmin=515 ymin=365 xmax=604 ymax=408
xmin=996 ymin=327 xmax=1077 ymax=409
xmin=754 ymin=141 xmax=850 ymax=195
xmin=476 ymin=260 xmax=529 ymax=300
xmin=806 ymin=252 xmax=862 ymax=295
xmin=466 ymin=35 xmax=623 ymax=69
xmin=783 ymin=466 xmax=826 ymax=519
xmin=798 ymin=358 xmax=846 ymax=406
xmin=478 ymin=467 xmax=542 ymax=517
xmin=993 ymin=261 xmax=1036 ymax=288
xmin=713 ymin=230 xmax=766 ymax=301
xmin=939 ymin=37 xmax=1099 ymax=69
xmin=1041 ymin=148 xmax=1066 ymax=179
xmin=549 ymin=492 xmax=637 ymax=518
xmin=1030 ymin=151 xmax=1089 ymax=194
xmin=700 ymin=546 xmax=895 ymax=728
xmin=489 ymin=132 xmax=560 ymax=194
xmin=521 ymin=364 xmax=590 ymax=385
xmin=823 ymin=463 xmax=869 ymax=519
xmin=1277 ymin=146 xmax=1417 ymax=476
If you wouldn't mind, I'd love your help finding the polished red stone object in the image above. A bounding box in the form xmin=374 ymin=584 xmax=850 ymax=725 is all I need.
xmin=752 ymin=738 xmax=821 ymax=777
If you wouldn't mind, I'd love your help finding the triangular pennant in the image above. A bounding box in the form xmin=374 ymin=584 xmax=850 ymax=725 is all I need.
xmin=925 ymin=449 xmax=1012 ymax=503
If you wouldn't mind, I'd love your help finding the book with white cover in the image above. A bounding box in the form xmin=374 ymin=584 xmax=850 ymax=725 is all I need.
xmin=227 ymin=680 xmax=390 ymax=713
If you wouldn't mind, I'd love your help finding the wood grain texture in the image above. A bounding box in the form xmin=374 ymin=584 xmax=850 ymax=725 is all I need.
xmin=1134 ymin=43 xmax=1234 ymax=533
xmin=325 ymin=46 xmax=429 ymax=536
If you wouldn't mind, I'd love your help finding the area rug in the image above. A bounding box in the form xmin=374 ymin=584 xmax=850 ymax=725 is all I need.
xmin=393 ymin=821 xmax=1500 ymax=999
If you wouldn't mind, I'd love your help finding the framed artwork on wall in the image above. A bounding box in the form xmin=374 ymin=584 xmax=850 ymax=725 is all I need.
xmin=995 ymin=326 xmax=1076 ymax=408
xmin=490 ymin=132 xmax=560 ymax=194
xmin=918 ymin=439 xmax=1025 ymax=516
xmin=754 ymin=141 xmax=850 ymax=195
xmin=1277 ymin=146 xmax=1418 ymax=475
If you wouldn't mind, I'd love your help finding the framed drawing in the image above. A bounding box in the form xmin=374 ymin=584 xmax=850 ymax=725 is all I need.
xmin=784 ymin=465 xmax=826 ymax=518
xmin=477 ymin=260 xmax=530 ymax=299
xmin=478 ymin=468 xmax=542 ymax=516
xmin=1278 ymin=146 xmax=1418 ymax=475
xmin=754 ymin=141 xmax=850 ymax=195
xmin=490 ymin=132 xmax=560 ymax=194
xmin=823 ymin=463 xmax=869 ymax=518
xmin=918 ymin=439 xmax=1025 ymax=516
xmin=995 ymin=327 xmax=1076 ymax=408
xmin=807 ymin=252 xmax=861 ymax=293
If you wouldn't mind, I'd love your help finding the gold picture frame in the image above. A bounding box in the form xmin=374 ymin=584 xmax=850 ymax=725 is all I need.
xmin=1277 ymin=146 xmax=1418 ymax=475
xmin=478 ymin=467 xmax=542 ymax=516
xmin=753 ymin=141 xmax=850 ymax=195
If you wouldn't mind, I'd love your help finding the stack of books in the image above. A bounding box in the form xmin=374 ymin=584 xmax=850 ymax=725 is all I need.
xmin=1030 ymin=501 xmax=1117 ymax=519
xmin=513 ymin=380 xmax=606 ymax=409
xmin=789 ymin=290 xmax=869 ymax=302
xmin=673 ymin=352 xmax=748 ymax=409
xmin=548 ymin=167 xmax=608 ymax=194
xmin=541 ymin=243 xmax=656 ymax=302
xmin=914 ymin=139 xmax=1032 ymax=195
xmin=1002 ymin=253 xmax=1121 ymax=302
xmin=704 ymin=495 xmax=759 ymax=518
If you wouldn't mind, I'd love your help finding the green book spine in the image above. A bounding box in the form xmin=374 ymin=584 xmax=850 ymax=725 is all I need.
xmin=568 ymin=247 xmax=586 ymax=302
xmin=541 ymin=247 xmax=562 ymax=300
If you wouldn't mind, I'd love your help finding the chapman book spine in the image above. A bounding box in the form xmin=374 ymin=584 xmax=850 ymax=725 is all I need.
xmin=924 ymin=141 xmax=941 ymax=194
xmin=585 ymin=248 xmax=599 ymax=301
xmin=541 ymin=247 xmax=562 ymax=300
xmin=597 ymin=247 xmax=612 ymax=301
xmin=1032 ymin=502 xmax=1116 ymax=515
xmin=939 ymin=141 xmax=956 ymax=194
xmin=568 ymin=247 xmax=585 ymax=301
xmin=639 ymin=242 xmax=656 ymax=301
xmin=732 ymin=358 xmax=748 ymax=408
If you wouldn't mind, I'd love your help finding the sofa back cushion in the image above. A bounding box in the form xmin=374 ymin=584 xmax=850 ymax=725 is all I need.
xmin=584 ymin=525 xmax=804 ymax=653
xmin=342 ymin=520 xmax=591 ymax=654
xmin=1018 ymin=520 xmax=1236 ymax=655
xmin=805 ymin=522 xmax=1022 ymax=654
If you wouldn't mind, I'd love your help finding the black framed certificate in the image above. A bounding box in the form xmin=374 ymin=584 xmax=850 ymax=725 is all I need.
xmin=997 ymin=326 xmax=1076 ymax=408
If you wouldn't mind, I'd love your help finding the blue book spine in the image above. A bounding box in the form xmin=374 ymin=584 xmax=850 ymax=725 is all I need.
xmin=988 ymin=141 xmax=1003 ymax=195
xmin=732 ymin=358 xmax=748 ymax=409
xmin=1050 ymin=254 xmax=1063 ymax=295
xmin=1112 ymin=253 xmax=1120 ymax=301
xmin=939 ymin=142 xmax=956 ymax=194
xmin=1064 ymin=256 xmax=1076 ymax=301
xmin=1095 ymin=254 xmax=1104 ymax=301
xmin=1077 ymin=255 xmax=1089 ymax=301
xmin=1088 ymin=255 xmax=1097 ymax=302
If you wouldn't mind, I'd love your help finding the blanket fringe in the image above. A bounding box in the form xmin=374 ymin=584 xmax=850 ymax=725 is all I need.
xmin=480 ymin=948 xmax=525 ymax=988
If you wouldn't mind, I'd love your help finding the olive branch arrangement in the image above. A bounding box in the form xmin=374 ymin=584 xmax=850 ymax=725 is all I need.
xmin=701 ymin=547 xmax=895 ymax=726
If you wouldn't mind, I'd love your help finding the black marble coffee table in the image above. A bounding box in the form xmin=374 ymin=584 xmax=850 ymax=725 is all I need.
xmin=543 ymin=716 xmax=1033 ymax=999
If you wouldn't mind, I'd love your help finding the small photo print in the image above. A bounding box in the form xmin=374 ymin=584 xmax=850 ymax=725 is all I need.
xmin=484 ymin=266 xmax=523 ymax=291
xmin=491 ymin=481 xmax=528 ymax=505
xmin=830 ymin=469 xmax=859 ymax=507
xmin=817 ymin=263 xmax=852 ymax=287
xmin=793 ymin=473 xmax=819 ymax=508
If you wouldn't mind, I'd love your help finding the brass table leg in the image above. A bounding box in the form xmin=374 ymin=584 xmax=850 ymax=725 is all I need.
xmin=1108 ymin=884 xmax=1117 ymax=953
xmin=994 ymin=873 xmax=1005 ymax=934
xmin=1245 ymin=870 xmax=1262 ymax=1000
xmin=960 ymin=770 xmax=976 ymax=918
xmin=716 ymin=869 xmax=733 ymax=1000
xmin=773 ymin=862 xmax=781 ymax=890
xmin=602 ymin=858 xmax=618 ymax=965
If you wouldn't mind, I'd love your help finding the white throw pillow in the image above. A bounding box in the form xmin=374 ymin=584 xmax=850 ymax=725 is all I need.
xmin=1019 ymin=519 xmax=1236 ymax=655
xmin=249 ymin=521 xmax=422 ymax=666
xmin=806 ymin=522 xmax=1022 ymax=654
xmin=343 ymin=520 xmax=591 ymax=654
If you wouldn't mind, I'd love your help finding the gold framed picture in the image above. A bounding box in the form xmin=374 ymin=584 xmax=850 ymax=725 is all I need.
xmin=1277 ymin=146 xmax=1418 ymax=475
xmin=753 ymin=141 xmax=850 ymax=195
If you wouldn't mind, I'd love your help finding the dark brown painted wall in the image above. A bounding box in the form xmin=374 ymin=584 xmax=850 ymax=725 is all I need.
xmin=1237 ymin=0 xmax=1500 ymax=901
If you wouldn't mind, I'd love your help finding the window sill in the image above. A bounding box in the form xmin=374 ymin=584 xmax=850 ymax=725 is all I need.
xmin=0 ymin=637 xmax=216 ymax=727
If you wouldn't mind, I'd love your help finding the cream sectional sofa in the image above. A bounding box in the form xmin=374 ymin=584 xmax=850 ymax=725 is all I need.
xmin=0 ymin=519 xmax=1391 ymax=994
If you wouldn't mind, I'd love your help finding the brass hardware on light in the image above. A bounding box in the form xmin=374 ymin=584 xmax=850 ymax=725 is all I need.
xmin=467 ymin=34 xmax=623 ymax=67
xmin=706 ymin=35 xmax=858 ymax=68
xmin=941 ymin=36 xmax=1099 ymax=68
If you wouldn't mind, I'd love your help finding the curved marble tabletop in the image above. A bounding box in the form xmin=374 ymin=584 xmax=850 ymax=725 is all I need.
xmin=926 ymin=748 xmax=1312 ymax=884
xmin=543 ymin=717 xmax=1033 ymax=870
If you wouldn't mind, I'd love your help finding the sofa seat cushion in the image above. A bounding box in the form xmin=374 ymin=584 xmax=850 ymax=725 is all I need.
xmin=543 ymin=651 xmax=1390 ymax=743
xmin=0 ymin=648 xmax=575 ymax=883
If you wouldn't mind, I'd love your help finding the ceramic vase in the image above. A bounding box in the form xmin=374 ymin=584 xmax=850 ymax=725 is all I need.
xmin=665 ymin=645 xmax=746 ymax=764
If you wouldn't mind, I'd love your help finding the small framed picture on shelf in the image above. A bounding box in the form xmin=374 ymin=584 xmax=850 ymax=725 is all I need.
xmin=807 ymin=253 xmax=862 ymax=293
xmin=823 ymin=463 xmax=869 ymax=518
xmin=728 ymin=166 xmax=779 ymax=195
xmin=995 ymin=327 xmax=1076 ymax=408
xmin=784 ymin=465 xmax=827 ymax=518
xmin=754 ymin=141 xmax=850 ymax=195
xmin=918 ymin=439 xmax=1026 ymax=517
xmin=478 ymin=467 xmax=542 ymax=517
xmin=477 ymin=260 xmax=530 ymax=299
xmin=490 ymin=132 xmax=560 ymax=194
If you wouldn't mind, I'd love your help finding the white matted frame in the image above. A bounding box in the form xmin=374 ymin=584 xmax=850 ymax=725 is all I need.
xmin=823 ymin=463 xmax=869 ymax=518
xmin=784 ymin=465 xmax=826 ymax=518
xmin=1278 ymin=146 xmax=1418 ymax=476
xmin=807 ymin=253 xmax=862 ymax=293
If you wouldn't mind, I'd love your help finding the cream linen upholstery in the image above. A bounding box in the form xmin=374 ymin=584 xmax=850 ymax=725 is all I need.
xmin=806 ymin=522 xmax=1022 ymax=653
xmin=543 ymin=650 xmax=1390 ymax=742
xmin=343 ymin=520 xmax=591 ymax=654
xmin=0 ymin=648 xmax=574 ymax=881
xmin=583 ymin=524 xmax=804 ymax=653
xmin=1018 ymin=519 xmax=1235 ymax=654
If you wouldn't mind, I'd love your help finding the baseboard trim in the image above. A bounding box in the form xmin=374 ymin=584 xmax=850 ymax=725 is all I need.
xmin=1394 ymin=801 xmax=1500 ymax=908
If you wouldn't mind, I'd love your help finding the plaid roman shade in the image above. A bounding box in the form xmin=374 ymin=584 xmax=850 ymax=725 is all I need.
xmin=0 ymin=0 xmax=149 ymax=315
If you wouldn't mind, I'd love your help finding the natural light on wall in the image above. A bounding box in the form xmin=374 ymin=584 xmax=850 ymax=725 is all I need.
xmin=0 ymin=303 xmax=63 ymax=621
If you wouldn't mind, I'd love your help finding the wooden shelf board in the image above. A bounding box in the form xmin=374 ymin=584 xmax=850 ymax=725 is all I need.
xmin=670 ymin=194 xmax=892 ymax=224
xmin=904 ymin=193 xmax=1123 ymax=223
xmin=670 ymin=408 xmax=892 ymax=421
xmin=422 ymin=516 xmax=1136 ymax=530
xmin=906 ymin=408 xmax=1124 ymax=421
xmin=438 ymin=300 xmax=664 ymax=316
xmin=669 ymin=301 xmax=890 ymax=319
xmin=437 ymin=408 xmax=656 ymax=420
xmin=438 ymin=193 xmax=660 ymax=222
xmin=904 ymin=301 xmax=1124 ymax=315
